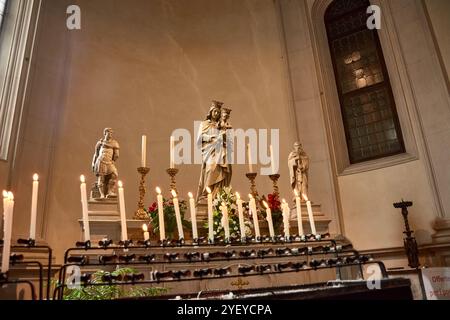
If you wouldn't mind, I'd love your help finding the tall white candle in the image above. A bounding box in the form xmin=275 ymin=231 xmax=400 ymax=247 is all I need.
xmin=236 ymin=193 xmax=246 ymax=240
xmin=249 ymin=194 xmax=260 ymax=239
xmin=141 ymin=135 xmax=147 ymax=168
xmin=282 ymin=199 xmax=290 ymax=239
xmin=156 ymin=187 xmax=165 ymax=241
xmin=171 ymin=190 xmax=184 ymax=240
xmin=263 ymin=201 xmax=275 ymax=239
xmin=142 ymin=224 xmax=150 ymax=241
xmin=247 ymin=144 xmax=254 ymax=173
xmin=1 ymin=192 xmax=14 ymax=273
xmin=206 ymin=187 xmax=214 ymax=243
xmin=270 ymin=144 xmax=276 ymax=174
xmin=117 ymin=181 xmax=128 ymax=241
xmin=188 ymin=192 xmax=198 ymax=240
xmin=80 ymin=175 xmax=90 ymax=242
xmin=221 ymin=202 xmax=230 ymax=240
xmin=303 ymin=194 xmax=317 ymax=235
xmin=29 ymin=174 xmax=39 ymax=240
xmin=170 ymin=136 xmax=175 ymax=169
xmin=294 ymin=190 xmax=304 ymax=236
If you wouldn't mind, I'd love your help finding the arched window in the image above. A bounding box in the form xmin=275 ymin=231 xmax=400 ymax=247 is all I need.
xmin=325 ymin=0 xmax=405 ymax=164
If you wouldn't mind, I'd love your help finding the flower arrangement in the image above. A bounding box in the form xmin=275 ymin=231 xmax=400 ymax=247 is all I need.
xmin=146 ymin=198 xmax=191 ymax=239
xmin=205 ymin=187 xmax=253 ymax=238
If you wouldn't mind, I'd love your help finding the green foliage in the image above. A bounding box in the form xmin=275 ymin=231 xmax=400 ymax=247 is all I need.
xmin=63 ymin=267 xmax=167 ymax=300
xmin=146 ymin=198 xmax=191 ymax=238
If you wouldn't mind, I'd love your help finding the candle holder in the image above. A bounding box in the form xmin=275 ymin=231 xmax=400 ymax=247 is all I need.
xmin=166 ymin=168 xmax=179 ymax=193
xmin=75 ymin=240 xmax=91 ymax=249
xmin=0 ymin=272 xmax=8 ymax=282
xmin=134 ymin=167 xmax=150 ymax=220
xmin=393 ymin=200 xmax=420 ymax=269
xmin=268 ymin=174 xmax=281 ymax=196
xmin=17 ymin=238 xmax=36 ymax=247
xmin=245 ymin=172 xmax=259 ymax=198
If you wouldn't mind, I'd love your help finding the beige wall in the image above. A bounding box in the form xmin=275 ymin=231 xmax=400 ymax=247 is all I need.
xmin=10 ymin=0 xmax=299 ymax=262
xmin=424 ymin=0 xmax=450 ymax=88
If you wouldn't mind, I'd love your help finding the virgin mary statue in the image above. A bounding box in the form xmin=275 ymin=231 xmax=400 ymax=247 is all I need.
xmin=196 ymin=100 xmax=232 ymax=204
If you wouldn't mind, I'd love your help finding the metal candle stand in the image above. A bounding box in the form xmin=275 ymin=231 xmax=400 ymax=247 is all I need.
xmin=134 ymin=167 xmax=150 ymax=220
xmin=269 ymin=174 xmax=281 ymax=196
xmin=166 ymin=168 xmax=179 ymax=193
xmin=393 ymin=200 xmax=420 ymax=269
xmin=53 ymin=234 xmax=388 ymax=300
xmin=0 ymin=239 xmax=53 ymax=300
xmin=245 ymin=172 xmax=259 ymax=198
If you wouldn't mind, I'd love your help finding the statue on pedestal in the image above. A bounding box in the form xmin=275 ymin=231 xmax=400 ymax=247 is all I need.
xmin=196 ymin=101 xmax=233 ymax=204
xmin=288 ymin=142 xmax=309 ymax=199
xmin=91 ymin=128 xmax=120 ymax=199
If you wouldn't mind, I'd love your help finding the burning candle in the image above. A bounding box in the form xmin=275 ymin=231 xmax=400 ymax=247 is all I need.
xmin=141 ymin=135 xmax=147 ymax=168
xmin=263 ymin=201 xmax=275 ymax=239
xmin=156 ymin=187 xmax=165 ymax=241
xmin=171 ymin=190 xmax=184 ymax=240
xmin=170 ymin=136 xmax=175 ymax=169
xmin=303 ymin=194 xmax=317 ymax=235
xmin=247 ymin=144 xmax=254 ymax=173
xmin=206 ymin=187 xmax=214 ymax=243
xmin=29 ymin=174 xmax=39 ymax=240
xmin=1 ymin=192 xmax=14 ymax=273
xmin=142 ymin=224 xmax=150 ymax=241
xmin=80 ymin=175 xmax=90 ymax=242
xmin=294 ymin=190 xmax=304 ymax=236
xmin=220 ymin=202 xmax=230 ymax=241
xmin=188 ymin=192 xmax=198 ymax=240
xmin=236 ymin=193 xmax=246 ymax=240
xmin=282 ymin=199 xmax=290 ymax=239
xmin=249 ymin=194 xmax=260 ymax=240
xmin=117 ymin=181 xmax=128 ymax=241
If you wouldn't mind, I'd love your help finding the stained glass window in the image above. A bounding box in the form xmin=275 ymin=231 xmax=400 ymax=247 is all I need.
xmin=325 ymin=0 xmax=405 ymax=163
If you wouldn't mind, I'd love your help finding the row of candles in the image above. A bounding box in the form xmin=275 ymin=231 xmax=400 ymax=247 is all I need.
xmin=79 ymin=177 xmax=317 ymax=244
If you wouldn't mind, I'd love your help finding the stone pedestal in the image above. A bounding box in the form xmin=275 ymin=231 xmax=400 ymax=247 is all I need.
xmin=432 ymin=218 xmax=450 ymax=244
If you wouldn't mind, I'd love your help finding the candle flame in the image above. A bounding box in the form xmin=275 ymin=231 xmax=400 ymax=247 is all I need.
xmin=282 ymin=198 xmax=287 ymax=204
xmin=156 ymin=187 xmax=162 ymax=194
xmin=206 ymin=187 xmax=211 ymax=194
xmin=263 ymin=201 xmax=269 ymax=209
xmin=2 ymin=190 xmax=8 ymax=198
xmin=235 ymin=192 xmax=240 ymax=200
xmin=118 ymin=181 xmax=123 ymax=188
xmin=188 ymin=192 xmax=193 ymax=199
xmin=7 ymin=192 xmax=14 ymax=200
xmin=248 ymin=194 xmax=253 ymax=199
xmin=142 ymin=224 xmax=148 ymax=232
xmin=80 ymin=175 xmax=85 ymax=183
xmin=171 ymin=190 xmax=177 ymax=198
xmin=302 ymin=193 xmax=309 ymax=201
xmin=33 ymin=173 xmax=39 ymax=181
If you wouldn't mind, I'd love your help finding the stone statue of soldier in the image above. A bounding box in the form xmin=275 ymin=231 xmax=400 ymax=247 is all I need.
xmin=288 ymin=142 xmax=309 ymax=199
xmin=92 ymin=128 xmax=120 ymax=199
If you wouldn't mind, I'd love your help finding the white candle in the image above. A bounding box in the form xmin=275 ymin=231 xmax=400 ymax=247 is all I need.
xmin=188 ymin=192 xmax=198 ymax=240
xmin=141 ymin=135 xmax=147 ymax=168
xmin=171 ymin=190 xmax=184 ymax=240
xmin=270 ymin=144 xmax=276 ymax=174
xmin=247 ymin=144 xmax=254 ymax=173
xmin=282 ymin=199 xmax=290 ymax=239
xmin=294 ymin=190 xmax=304 ymax=236
xmin=249 ymin=194 xmax=260 ymax=239
xmin=235 ymin=193 xmax=246 ymax=240
xmin=29 ymin=174 xmax=39 ymax=240
xmin=263 ymin=201 xmax=275 ymax=239
xmin=221 ymin=202 xmax=230 ymax=241
xmin=303 ymin=194 xmax=317 ymax=235
xmin=156 ymin=187 xmax=165 ymax=241
xmin=142 ymin=224 xmax=150 ymax=241
xmin=118 ymin=181 xmax=128 ymax=241
xmin=1 ymin=192 xmax=14 ymax=273
xmin=206 ymin=187 xmax=214 ymax=243
xmin=80 ymin=175 xmax=90 ymax=242
xmin=170 ymin=136 xmax=175 ymax=169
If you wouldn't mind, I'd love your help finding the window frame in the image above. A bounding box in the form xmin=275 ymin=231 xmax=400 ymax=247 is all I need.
xmin=324 ymin=0 xmax=406 ymax=164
